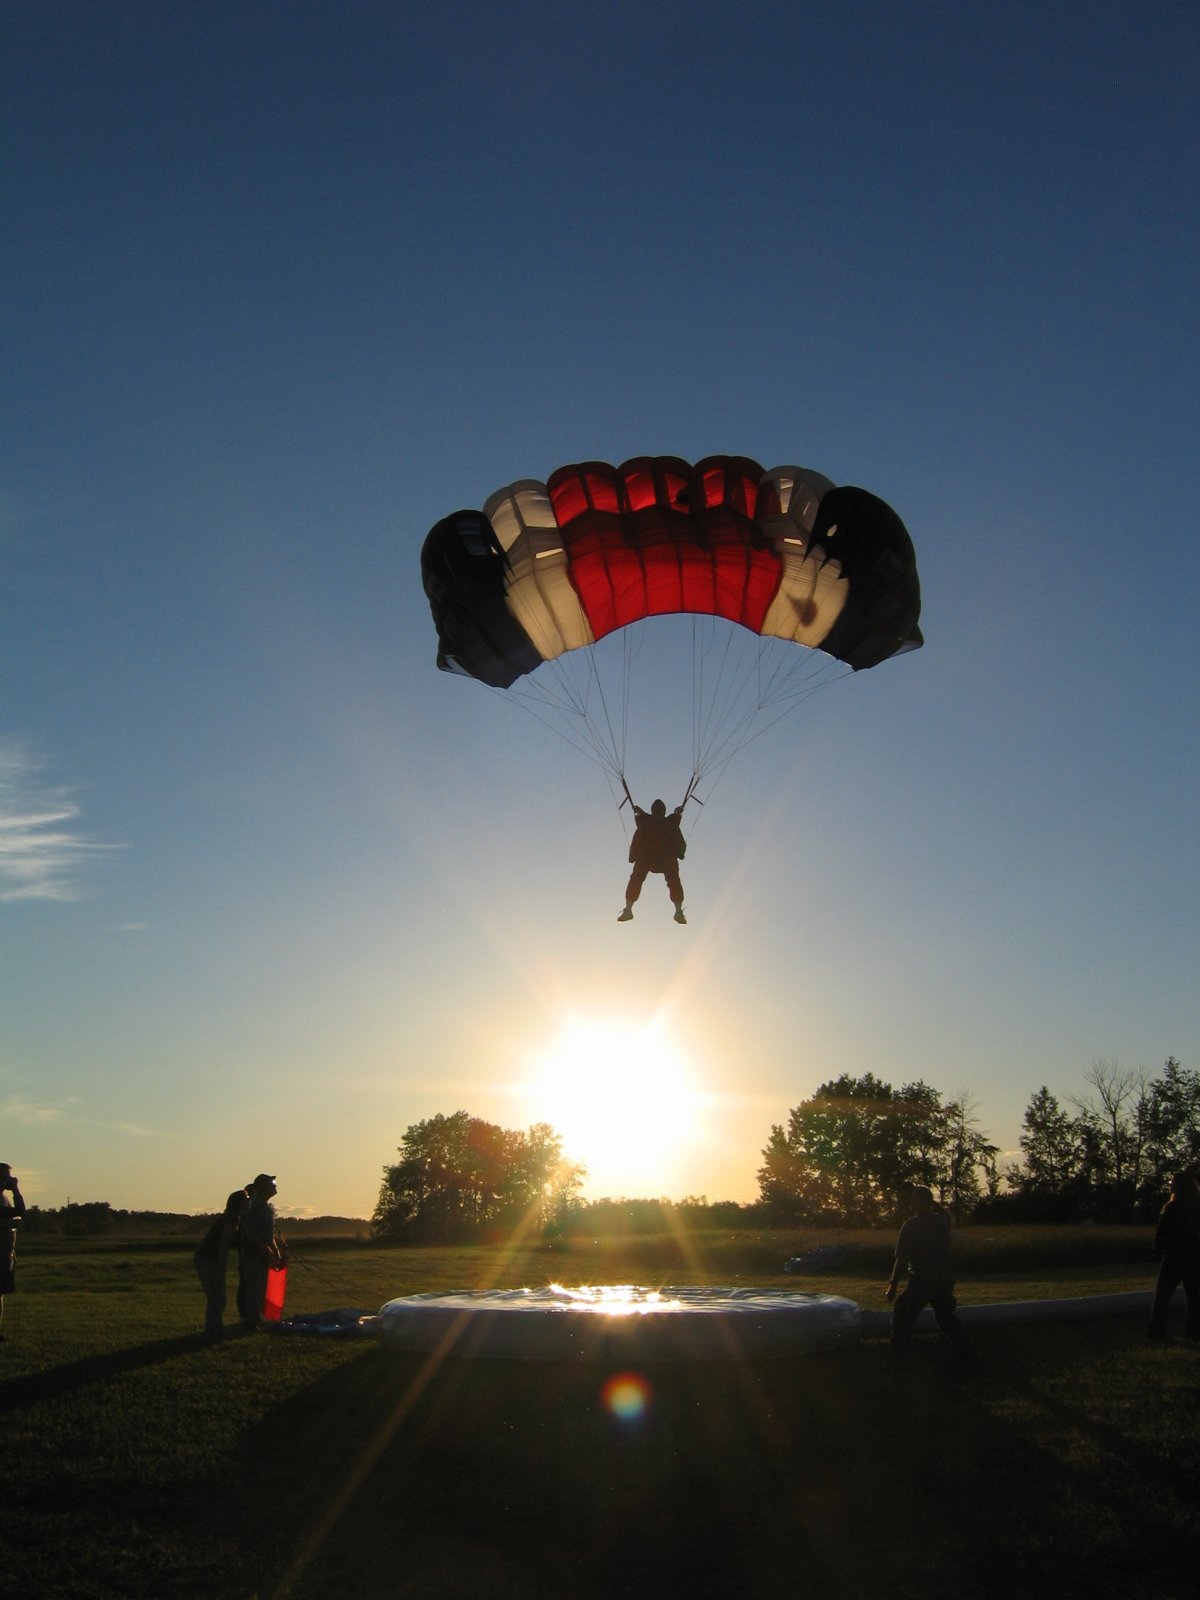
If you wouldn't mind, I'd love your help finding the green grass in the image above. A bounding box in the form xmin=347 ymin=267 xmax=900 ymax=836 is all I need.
xmin=1 ymin=1227 xmax=1195 ymax=1599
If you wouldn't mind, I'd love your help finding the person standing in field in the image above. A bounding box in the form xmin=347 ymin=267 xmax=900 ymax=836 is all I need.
xmin=239 ymin=1173 xmax=283 ymax=1331
xmin=0 ymin=1162 xmax=26 ymax=1340
xmin=1147 ymin=1170 xmax=1200 ymax=1341
xmin=885 ymin=1184 xmax=973 ymax=1362
xmin=193 ymin=1186 xmax=249 ymax=1344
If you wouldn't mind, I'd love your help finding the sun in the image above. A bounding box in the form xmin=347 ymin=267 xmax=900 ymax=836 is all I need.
xmin=522 ymin=1014 xmax=703 ymax=1197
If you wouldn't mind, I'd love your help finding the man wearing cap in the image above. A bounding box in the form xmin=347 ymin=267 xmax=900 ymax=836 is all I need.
xmin=885 ymin=1184 xmax=973 ymax=1361
xmin=239 ymin=1173 xmax=282 ymax=1331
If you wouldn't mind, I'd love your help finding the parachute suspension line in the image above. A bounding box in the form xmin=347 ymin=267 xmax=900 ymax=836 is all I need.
xmin=513 ymin=651 xmax=593 ymax=724
xmin=577 ymin=634 xmax=626 ymax=783
xmin=689 ymin=614 xmax=719 ymax=785
xmin=690 ymin=616 xmax=738 ymax=779
xmin=690 ymin=616 xmax=702 ymax=776
xmin=692 ymin=663 xmax=853 ymax=784
xmin=619 ymin=625 xmax=636 ymax=786
xmin=688 ymin=615 xmax=713 ymax=807
xmin=488 ymin=682 xmax=622 ymax=780
xmin=490 ymin=609 xmax=849 ymax=823
xmin=506 ymin=672 xmax=614 ymax=773
xmin=689 ymin=615 xmax=768 ymax=785
xmin=492 ymin=634 xmax=632 ymax=785
xmin=483 ymin=619 xmax=683 ymax=807
xmin=609 ymin=622 xmax=649 ymax=805
xmin=702 ymin=621 xmax=756 ymax=768
xmin=678 ymin=614 xmax=854 ymax=799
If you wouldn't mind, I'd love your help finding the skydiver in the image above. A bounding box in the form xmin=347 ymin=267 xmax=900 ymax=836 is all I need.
xmin=618 ymin=799 xmax=687 ymax=924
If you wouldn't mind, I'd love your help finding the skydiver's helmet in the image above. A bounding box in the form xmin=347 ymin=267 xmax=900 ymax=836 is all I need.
xmin=651 ymin=799 xmax=666 ymax=817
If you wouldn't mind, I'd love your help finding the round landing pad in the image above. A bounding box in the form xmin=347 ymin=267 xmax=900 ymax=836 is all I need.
xmin=372 ymin=1284 xmax=864 ymax=1361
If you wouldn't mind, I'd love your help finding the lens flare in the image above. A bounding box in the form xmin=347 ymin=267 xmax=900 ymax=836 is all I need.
xmin=601 ymin=1370 xmax=651 ymax=1420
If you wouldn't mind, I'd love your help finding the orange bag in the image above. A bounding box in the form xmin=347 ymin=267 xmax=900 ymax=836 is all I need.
xmin=263 ymin=1263 xmax=288 ymax=1322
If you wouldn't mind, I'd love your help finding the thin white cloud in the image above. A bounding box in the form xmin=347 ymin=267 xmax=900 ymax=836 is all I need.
xmin=0 ymin=1097 xmax=159 ymax=1140
xmin=91 ymin=1120 xmax=161 ymax=1139
xmin=0 ymin=1096 xmax=66 ymax=1126
xmin=0 ymin=739 xmax=119 ymax=902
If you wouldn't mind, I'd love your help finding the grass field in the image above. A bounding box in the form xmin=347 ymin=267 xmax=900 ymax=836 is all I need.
xmin=1 ymin=1226 xmax=1196 ymax=1599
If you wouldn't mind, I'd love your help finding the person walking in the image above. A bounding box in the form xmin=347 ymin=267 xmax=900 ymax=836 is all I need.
xmin=1147 ymin=1170 xmax=1200 ymax=1340
xmin=886 ymin=1185 xmax=973 ymax=1361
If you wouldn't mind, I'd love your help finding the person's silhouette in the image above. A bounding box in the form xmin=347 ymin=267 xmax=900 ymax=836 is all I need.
xmin=619 ymin=799 xmax=687 ymax=924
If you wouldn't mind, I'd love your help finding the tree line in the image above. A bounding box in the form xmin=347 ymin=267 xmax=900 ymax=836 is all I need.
xmin=15 ymin=1202 xmax=368 ymax=1239
xmin=998 ymin=1056 xmax=1200 ymax=1223
xmin=760 ymin=1057 xmax=1198 ymax=1226
xmin=16 ymin=1201 xmax=191 ymax=1237
xmin=372 ymin=1059 xmax=1196 ymax=1241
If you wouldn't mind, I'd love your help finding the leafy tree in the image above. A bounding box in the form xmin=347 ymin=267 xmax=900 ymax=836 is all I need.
xmin=941 ymin=1092 xmax=999 ymax=1219
xmin=60 ymin=1201 xmax=116 ymax=1237
xmin=373 ymin=1111 xmax=581 ymax=1243
xmin=757 ymin=1075 xmax=996 ymax=1226
xmin=1142 ymin=1057 xmax=1200 ymax=1190
xmin=893 ymin=1079 xmax=949 ymax=1192
xmin=756 ymin=1072 xmax=904 ymax=1225
xmin=756 ymin=1123 xmax=809 ymax=1220
xmin=1013 ymin=1087 xmax=1077 ymax=1187
xmin=538 ymin=1124 xmax=588 ymax=1237
xmin=1003 ymin=1086 xmax=1083 ymax=1217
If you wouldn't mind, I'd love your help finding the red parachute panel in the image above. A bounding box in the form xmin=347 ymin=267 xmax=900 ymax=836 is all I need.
xmin=548 ymin=463 xmax=627 ymax=638
xmin=547 ymin=455 xmax=785 ymax=641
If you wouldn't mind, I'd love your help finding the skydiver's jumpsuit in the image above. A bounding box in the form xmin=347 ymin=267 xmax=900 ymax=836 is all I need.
xmin=625 ymin=808 xmax=686 ymax=911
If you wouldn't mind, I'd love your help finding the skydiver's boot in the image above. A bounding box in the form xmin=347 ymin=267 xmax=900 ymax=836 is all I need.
xmin=674 ymin=904 xmax=687 ymax=924
xmin=618 ymin=906 xmax=633 ymax=922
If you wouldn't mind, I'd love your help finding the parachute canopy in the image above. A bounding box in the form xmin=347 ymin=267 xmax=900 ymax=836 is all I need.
xmin=421 ymin=455 xmax=922 ymax=691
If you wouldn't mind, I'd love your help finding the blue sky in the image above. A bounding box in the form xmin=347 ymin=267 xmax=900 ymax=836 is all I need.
xmin=3 ymin=0 xmax=1197 ymax=1219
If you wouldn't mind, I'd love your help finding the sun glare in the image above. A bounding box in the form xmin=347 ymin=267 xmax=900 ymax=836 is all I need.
xmin=524 ymin=1015 xmax=703 ymax=1196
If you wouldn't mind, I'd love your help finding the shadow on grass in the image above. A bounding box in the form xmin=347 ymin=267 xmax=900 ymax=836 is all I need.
xmin=986 ymin=1329 xmax=1200 ymax=1598
xmin=0 ymin=1329 xmax=243 ymax=1415
xmin=10 ymin=1316 xmax=1190 ymax=1600
xmin=226 ymin=1333 xmax=1067 ymax=1600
